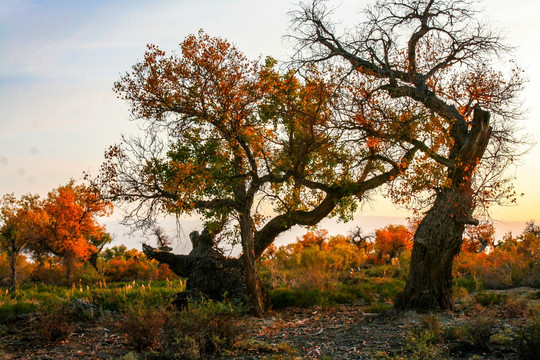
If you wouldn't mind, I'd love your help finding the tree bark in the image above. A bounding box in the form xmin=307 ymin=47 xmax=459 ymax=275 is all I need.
xmin=396 ymin=108 xmax=492 ymax=311
xmin=65 ymin=253 xmax=76 ymax=283
xmin=395 ymin=188 xmax=469 ymax=310
xmin=239 ymin=211 xmax=267 ymax=317
xmin=143 ymin=229 xmax=250 ymax=306
xmin=9 ymin=250 xmax=18 ymax=292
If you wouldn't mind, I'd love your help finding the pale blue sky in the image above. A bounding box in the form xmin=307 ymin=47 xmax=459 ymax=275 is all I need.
xmin=1 ymin=0 xmax=539 ymax=249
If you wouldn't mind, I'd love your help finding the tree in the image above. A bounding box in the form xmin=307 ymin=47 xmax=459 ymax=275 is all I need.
xmin=348 ymin=226 xmax=374 ymax=253
xmin=152 ymin=226 xmax=173 ymax=251
xmin=38 ymin=181 xmax=112 ymax=281
xmin=293 ymin=0 xmax=525 ymax=310
xmin=95 ymin=31 xmax=419 ymax=315
xmin=0 ymin=193 xmax=42 ymax=291
xmin=374 ymin=224 xmax=413 ymax=261
xmin=462 ymin=222 xmax=495 ymax=253
xmin=87 ymin=231 xmax=113 ymax=270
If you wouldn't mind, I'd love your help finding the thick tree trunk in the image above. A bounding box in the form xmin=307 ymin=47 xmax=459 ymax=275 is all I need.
xmin=239 ymin=212 xmax=267 ymax=317
xmin=395 ymin=188 xmax=470 ymax=310
xmin=65 ymin=254 xmax=76 ymax=283
xmin=395 ymin=108 xmax=491 ymax=311
xmin=143 ymin=229 xmax=256 ymax=307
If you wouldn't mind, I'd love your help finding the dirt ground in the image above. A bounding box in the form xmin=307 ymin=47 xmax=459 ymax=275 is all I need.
xmin=1 ymin=288 xmax=537 ymax=359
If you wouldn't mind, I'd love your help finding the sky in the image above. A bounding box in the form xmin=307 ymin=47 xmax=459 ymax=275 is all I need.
xmin=1 ymin=0 xmax=539 ymax=250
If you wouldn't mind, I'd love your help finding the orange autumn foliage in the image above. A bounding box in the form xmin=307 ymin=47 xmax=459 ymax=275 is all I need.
xmin=462 ymin=222 xmax=496 ymax=253
xmin=102 ymin=246 xmax=175 ymax=282
xmin=38 ymin=181 xmax=112 ymax=278
xmin=374 ymin=225 xmax=413 ymax=261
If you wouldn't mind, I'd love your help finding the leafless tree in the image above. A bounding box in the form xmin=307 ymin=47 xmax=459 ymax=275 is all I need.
xmin=152 ymin=226 xmax=173 ymax=252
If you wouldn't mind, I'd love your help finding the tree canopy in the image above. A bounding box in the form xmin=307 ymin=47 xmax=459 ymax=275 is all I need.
xmin=95 ymin=31 xmax=420 ymax=314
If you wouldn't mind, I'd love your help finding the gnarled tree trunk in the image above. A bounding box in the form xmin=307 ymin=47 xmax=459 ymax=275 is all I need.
xmin=143 ymin=228 xmax=265 ymax=309
xmin=395 ymin=188 xmax=470 ymax=310
xmin=396 ymin=108 xmax=491 ymax=311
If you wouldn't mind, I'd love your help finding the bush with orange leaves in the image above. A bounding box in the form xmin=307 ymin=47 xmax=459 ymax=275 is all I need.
xmin=454 ymin=221 xmax=540 ymax=290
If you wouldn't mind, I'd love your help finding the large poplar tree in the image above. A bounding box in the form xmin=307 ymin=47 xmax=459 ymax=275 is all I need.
xmin=292 ymin=0 xmax=525 ymax=310
xmin=96 ymin=31 xmax=418 ymax=315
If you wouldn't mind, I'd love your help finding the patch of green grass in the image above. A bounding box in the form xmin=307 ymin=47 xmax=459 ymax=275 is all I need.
xmin=0 ymin=279 xmax=185 ymax=318
xmin=269 ymin=288 xmax=323 ymax=309
xmin=454 ymin=275 xmax=478 ymax=293
xmin=0 ymin=299 xmax=40 ymax=321
xmin=473 ymin=291 xmax=508 ymax=306
xmin=364 ymin=302 xmax=393 ymax=314
xmin=268 ymin=277 xmax=405 ymax=310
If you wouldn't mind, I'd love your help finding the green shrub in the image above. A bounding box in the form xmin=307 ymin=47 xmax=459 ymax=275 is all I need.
xmin=269 ymin=288 xmax=322 ymax=309
xmin=455 ymin=275 xmax=477 ymax=293
xmin=473 ymin=291 xmax=508 ymax=306
xmin=513 ymin=317 xmax=540 ymax=360
xmin=364 ymin=265 xmax=396 ymax=278
xmin=162 ymin=299 xmax=245 ymax=359
xmin=402 ymin=314 xmax=446 ymax=360
xmin=327 ymin=290 xmax=356 ymax=304
xmin=373 ymin=278 xmax=405 ymax=301
xmin=364 ymin=302 xmax=392 ymax=314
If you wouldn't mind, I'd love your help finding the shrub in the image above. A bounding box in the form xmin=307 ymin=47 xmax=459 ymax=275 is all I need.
xmin=513 ymin=317 xmax=540 ymax=360
xmin=459 ymin=312 xmax=497 ymax=351
xmin=454 ymin=275 xmax=477 ymax=293
xmin=473 ymin=291 xmax=508 ymax=306
xmin=373 ymin=277 xmax=405 ymax=301
xmin=403 ymin=314 xmax=446 ymax=360
xmin=117 ymin=302 xmax=167 ymax=351
xmin=162 ymin=299 xmax=245 ymax=359
xmin=501 ymin=296 xmax=530 ymax=318
xmin=327 ymin=290 xmax=356 ymax=304
xmin=32 ymin=303 xmax=75 ymax=343
xmin=269 ymin=288 xmax=322 ymax=309
xmin=364 ymin=302 xmax=392 ymax=314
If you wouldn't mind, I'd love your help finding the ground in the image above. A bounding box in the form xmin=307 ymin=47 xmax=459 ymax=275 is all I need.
xmin=1 ymin=288 xmax=538 ymax=359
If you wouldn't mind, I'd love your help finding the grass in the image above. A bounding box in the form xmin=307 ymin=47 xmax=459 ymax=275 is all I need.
xmin=0 ymin=279 xmax=185 ymax=321
xmin=268 ymin=273 xmax=405 ymax=310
